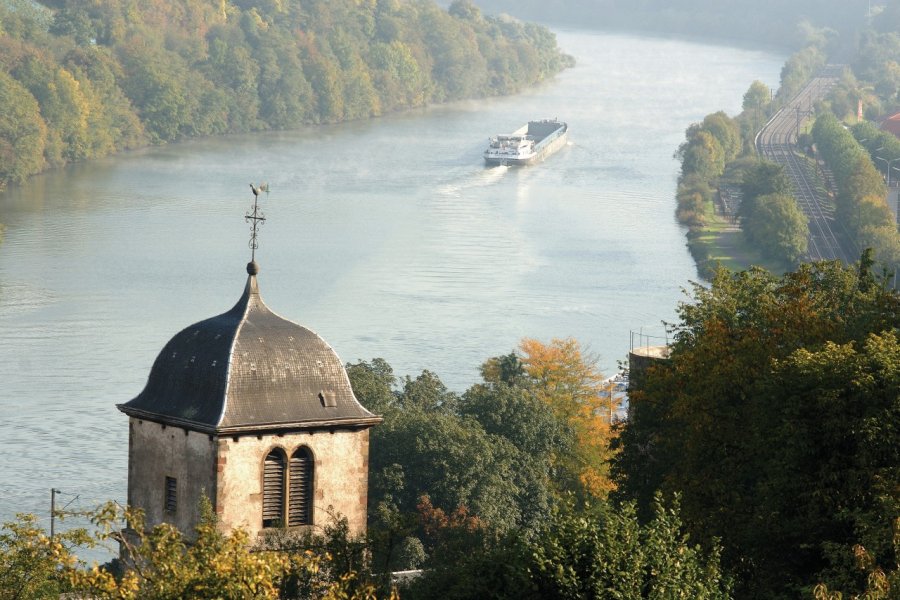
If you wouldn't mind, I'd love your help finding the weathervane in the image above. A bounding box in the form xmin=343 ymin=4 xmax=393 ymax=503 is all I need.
xmin=246 ymin=183 xmax=269 ymax=264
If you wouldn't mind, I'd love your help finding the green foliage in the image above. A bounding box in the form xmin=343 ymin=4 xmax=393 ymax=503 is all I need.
xmin=674 ymin=111 xmax=751 ymax=232
xmin=851 ymin=121 xmax=900 ymax=166
xmin=814 ymin=519 xmax=900 ymax=600
xmin=741 ymin=192 xmax=809 ymax=265
xmin=367 ymin=388 xmax=536 ymax=536
xmin=0 ymin=0 xmax=570 ymax=179
xmin=475 ymin=0 xmax=864 ymax=49
xmin=778 ymin=43 xmax=827 ymax=102
xmin=735 ymin=161 xmax=807 ymax=265
xmin=616 ymin=261 xmax=900 ymax=598
xmin=739 ymin=160 xmax=793 ymax=202
xmin=350 ymin=338 xmax=619 ymax=574
xmin=813 ymin=112 xmax=900 ymax=273
xmin=401 ymin=494 xmax=732 ymax=600
xmin=678 ymin=129 xmax=725 ymax=181
xmin=742 ymin=81 xmax=771 ymax=113
xmin=854 ymin=28 xmax=900 ymax=108
xmin=676 ymin=171 xmax=715 ymax=227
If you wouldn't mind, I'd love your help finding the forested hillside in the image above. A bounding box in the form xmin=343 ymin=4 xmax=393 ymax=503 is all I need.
xmin=465 ymin=0 xmax=870 ymax=48
xmin=0 ymin=0 xmax=571 ymax=188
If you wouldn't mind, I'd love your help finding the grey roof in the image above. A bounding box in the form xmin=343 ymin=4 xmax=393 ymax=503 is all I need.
xmin=118 ymin=268 xmax=380 ymax=434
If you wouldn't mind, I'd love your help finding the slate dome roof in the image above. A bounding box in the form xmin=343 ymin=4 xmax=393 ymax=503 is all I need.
xmin=118 ymin=264 xmax=380 ymax=434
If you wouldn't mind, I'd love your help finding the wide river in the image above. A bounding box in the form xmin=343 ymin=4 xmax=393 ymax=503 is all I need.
xmin=0 ymin=30 xmax=783 ymax=539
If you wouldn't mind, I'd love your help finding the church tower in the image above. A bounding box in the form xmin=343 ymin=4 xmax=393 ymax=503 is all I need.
xmin=118 ymin=190 xmax=380 ymax=539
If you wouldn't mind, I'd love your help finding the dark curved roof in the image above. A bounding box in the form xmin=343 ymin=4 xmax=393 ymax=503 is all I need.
xmin=118 ymin=271 xmax=380 ymax=434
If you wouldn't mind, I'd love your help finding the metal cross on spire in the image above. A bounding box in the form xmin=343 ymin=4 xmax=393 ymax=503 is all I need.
xmin=246 ymin=183 xmax=269 ymax=264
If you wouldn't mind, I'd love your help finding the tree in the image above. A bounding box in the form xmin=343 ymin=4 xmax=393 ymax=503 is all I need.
xmin=814 ymin=518 xmax=900 ymax=600
xmin=68 ymin=500 xmax=380 ymax=599
xmin=679 ymin=130 xmax=726 ymax=180
xmin=0 ymin=70 xmax=45 ymax=186
xmin=859 ymin=226 xmax=900 ymax=277
xmin=367 ymin=398 xmax=531 ymax=537
xmin=354 ymin=349 xmax=598 ymax=571
xmin=459 ymin=377 xmax=568 ymax=458
xmin=739 ymin=160 xmax=793 ymax=205
xmin=117 ymin=41 xmax=200 ymax=143
xmin=0 ymin=0 xmax=572 ymax=183
xmin=702 ymin=111 xmax=741 ymax=162
xmin=0 ymin=514 xmax=89 ymax=600
xmin=12 ymin=54 xmax=92 ymax=164
xmin=519 ymin=337 xmax=619 ymax=498
xmin=741 ymin=192 xmax=809 ymax=264
xmin=760 ymin=332 xmax=900 ymax=597
xmin=676 ymin=173 xmax=714 ymax=226
xmin=401 ymin=494 xmax=732 ymax=600
xmin=616 ymin=261 xmax=900 ymax=598
xmin=448 ymin=0 xmax=481 ymax=22
xmin=742 ymin=80 xmax=770 ymax=112
xmin=346 ymin=358 xmax=397 ymax=414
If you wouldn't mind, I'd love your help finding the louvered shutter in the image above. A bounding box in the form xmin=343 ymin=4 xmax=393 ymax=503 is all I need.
xmin=262 ymin=451 xmax=285 ymax=527
xmin=288 ymin=448 xmax=313 ymax=526
xmin=165 ymin=476 xmax=177 ymax=513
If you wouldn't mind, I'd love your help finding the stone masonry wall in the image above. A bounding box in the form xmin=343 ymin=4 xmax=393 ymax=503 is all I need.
xmin=127 ymin=418 xmax=217 ymax=535
xmin=215 ymin=427 xmax=371 ymax=539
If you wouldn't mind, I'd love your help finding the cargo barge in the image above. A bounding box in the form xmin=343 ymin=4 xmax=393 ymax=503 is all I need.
xmin=483 ymin=119 xmax=568 ymax=166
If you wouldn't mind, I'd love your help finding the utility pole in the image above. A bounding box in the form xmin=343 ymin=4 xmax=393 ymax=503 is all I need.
xmin=50 ymin=488 xmax=58 ymax=539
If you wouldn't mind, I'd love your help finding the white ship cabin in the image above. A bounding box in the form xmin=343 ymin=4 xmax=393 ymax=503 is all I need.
xmin=487 ymin=134 xmax=535 ymax=155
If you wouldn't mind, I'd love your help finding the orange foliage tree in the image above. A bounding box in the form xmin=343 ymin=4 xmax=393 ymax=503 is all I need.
xmin=518 ymin=337 xmax=620 ymax=498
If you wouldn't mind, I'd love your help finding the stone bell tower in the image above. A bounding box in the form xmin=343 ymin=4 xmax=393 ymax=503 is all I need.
xmin=118 ymin=188 xmax=380 ymax=538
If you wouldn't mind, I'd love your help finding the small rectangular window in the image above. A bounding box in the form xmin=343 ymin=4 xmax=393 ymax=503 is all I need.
xmin=319 ymin=390 xmax=337 ymax=408
xmin=165 ymin=476 xmax=177 ymax=513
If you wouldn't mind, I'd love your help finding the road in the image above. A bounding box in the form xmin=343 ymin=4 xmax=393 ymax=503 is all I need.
xmin=754 ymin=65 xmax=856 ymax=264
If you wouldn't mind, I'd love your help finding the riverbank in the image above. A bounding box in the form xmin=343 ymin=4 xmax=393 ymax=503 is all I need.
xmin=0 ymin=0 xmax=572 ymax=192
xmin=465 ymin=0 xmax=869 ymax=53
xmin=687 ymin=207 xmax=788 ymax=278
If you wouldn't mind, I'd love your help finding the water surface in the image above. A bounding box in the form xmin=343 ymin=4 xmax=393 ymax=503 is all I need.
xmin=0 ymin=30 xmax=783 ymax=539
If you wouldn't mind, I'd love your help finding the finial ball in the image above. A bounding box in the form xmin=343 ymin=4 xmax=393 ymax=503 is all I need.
xmin=247 ymin=261 xmax=260 ymax=275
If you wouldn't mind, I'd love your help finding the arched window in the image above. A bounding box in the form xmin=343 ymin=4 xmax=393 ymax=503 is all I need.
xmin=262 ymin=450 xmax=286 ymax=528
xmin=288 ymin=447 xmax=314 ymax=526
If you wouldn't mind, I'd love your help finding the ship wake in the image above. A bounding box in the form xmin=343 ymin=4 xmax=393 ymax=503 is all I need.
xmin=437 ymin=165 xmax=508 ymax=197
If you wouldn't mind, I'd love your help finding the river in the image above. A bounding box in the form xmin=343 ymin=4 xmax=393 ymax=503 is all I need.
xmin=0 ymin=29 xmax=783 ymax=541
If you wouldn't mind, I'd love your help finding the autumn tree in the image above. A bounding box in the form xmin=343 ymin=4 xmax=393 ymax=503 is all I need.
xmin=0 ymin=514 xmax=89 ymax=600
xmin=67 ymin=500 xmax=381 ymax=599
xmin=701 ymin=112 xmax=742 ymax=162
xmin=0 ymin=70 xmax=45 ymax=187
xmin=679 ymin=129 xmax=726 ymax=181
xmin=519 ymin=337 xmax=619 ymax=498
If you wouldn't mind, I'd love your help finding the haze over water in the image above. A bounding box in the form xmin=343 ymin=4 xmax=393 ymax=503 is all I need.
xmin=0 ymin=30 xmax=783 ymax=533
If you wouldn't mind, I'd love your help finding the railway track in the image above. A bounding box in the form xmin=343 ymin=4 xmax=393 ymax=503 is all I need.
xmin=754 ymin=66 xmax=856 ymax=264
